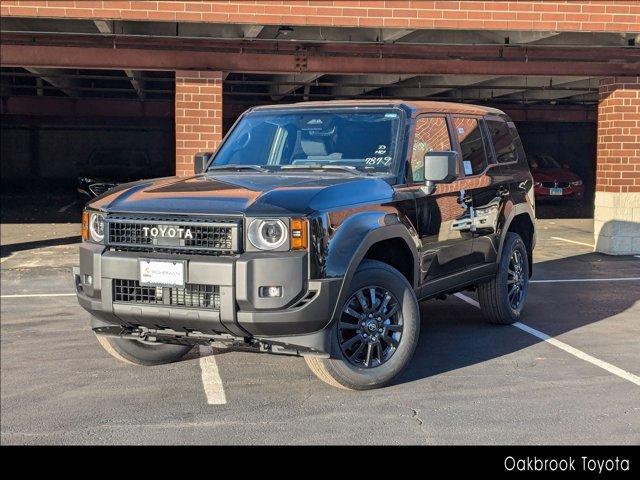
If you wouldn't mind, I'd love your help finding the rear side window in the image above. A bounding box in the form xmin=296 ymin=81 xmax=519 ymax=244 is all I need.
xmin=486 ymin=119 xmax=517 ymax=163
xmin=452 ymin=117 xmax=488 ymax=176
xmin=410 ymin=116 xmax=451 ymax=182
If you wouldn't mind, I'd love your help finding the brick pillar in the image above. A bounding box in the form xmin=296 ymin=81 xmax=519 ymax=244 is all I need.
xmin=594 ymin=76 xmax=640 ymax=254
xmin=175 ymin=70 xmax=223 ymax=176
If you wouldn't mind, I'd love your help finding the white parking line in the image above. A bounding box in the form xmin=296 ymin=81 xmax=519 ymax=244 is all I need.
xmin=198 ymin=345 xmax=227 ymax=405
xmin=1 ymin=293 xmax=77 ymax=298
xmin=550 ymin=236 xmax=594 ymax=248
xmin=453 ymin=292 xmax=640 ymax=386
xmin=2 ymin=293 xmax=230 ymax=402
xmin=58 ymin=200 xmax=78 ymax=213
xmin=0 ymin=254 xmax=16 ymax=264
xmin=530 ymin=278 xmax=640 ymax=283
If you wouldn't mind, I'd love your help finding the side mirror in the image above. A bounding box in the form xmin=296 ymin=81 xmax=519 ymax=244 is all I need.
xmin=424 ymin=151 xmax=458 ymax=184
xmin=194 ymin=152 xmax=213 ymax=174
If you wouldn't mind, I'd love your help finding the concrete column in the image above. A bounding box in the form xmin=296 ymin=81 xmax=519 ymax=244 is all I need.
xmin=174 ymin=70 xmax=223 ymax=176
xmin=594 ymin=76 xmax=640 ymax=255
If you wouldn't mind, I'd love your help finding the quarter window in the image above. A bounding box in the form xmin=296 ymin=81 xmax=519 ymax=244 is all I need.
xmin=486 ymin=119 xmax=517 ymax=163
xmin=410 ymin=116 xmax=451 ymax=182
xmin=452 ymin=117 xmax=488 ymax=175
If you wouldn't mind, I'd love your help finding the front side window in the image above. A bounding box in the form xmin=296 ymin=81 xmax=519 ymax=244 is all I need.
xmin=210 ymin=109 xmax=403 ymax=174
xmin=410 ymin=116 xmax=451 ymax=182
xmin=452 ymin=117 xmax=488 ymax=176
xmin=486 ymin=119 xmax=517 ymax=163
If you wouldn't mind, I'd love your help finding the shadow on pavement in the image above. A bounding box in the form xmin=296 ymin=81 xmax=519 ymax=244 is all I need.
xmin=395 ymin=252 xmax=639 ymax=386
xmin=1 ymin=235 xmax=82 ymax=257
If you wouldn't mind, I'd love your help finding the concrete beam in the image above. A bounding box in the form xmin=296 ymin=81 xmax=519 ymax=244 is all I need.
xmin=243 ymin=25 xmax=264 ymax=39
xmin=24 ymin=67 xmax=77 ymax=97
xmin=380 ymin=29 xmax=415 ymax=43
xmin=464 ymin=76 xmax=593 ymax=100
xmin=94 ymin=20 xmax=144 ymax=98
xmin=270 ymin=73 xmax=323 ymax=100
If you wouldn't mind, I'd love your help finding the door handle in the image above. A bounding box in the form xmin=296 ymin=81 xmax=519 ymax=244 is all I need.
xmin=457 ymin=193 xmax=472 ymax=205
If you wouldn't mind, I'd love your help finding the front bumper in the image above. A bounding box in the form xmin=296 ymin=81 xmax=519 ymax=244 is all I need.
xmin=74 ymin=243 xmax=341 ymax=354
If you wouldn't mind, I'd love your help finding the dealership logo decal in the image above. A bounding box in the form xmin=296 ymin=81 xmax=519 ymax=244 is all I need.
xmin=142 ymin=226 xmax=193 ymax=239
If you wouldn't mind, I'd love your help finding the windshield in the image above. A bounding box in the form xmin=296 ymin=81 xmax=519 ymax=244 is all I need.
xmin=210 ymin=108 xmax=403 ymax=174
xmin=529 ymin=154 xmax=561 ymax=169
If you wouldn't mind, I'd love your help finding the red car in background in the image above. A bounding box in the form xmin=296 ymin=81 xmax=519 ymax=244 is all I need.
xmin=528 ymin=154 xmax=584 ymax=204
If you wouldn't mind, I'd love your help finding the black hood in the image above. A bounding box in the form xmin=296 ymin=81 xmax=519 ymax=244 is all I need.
xmin=89 ymin=172 xmax=395 ymax=216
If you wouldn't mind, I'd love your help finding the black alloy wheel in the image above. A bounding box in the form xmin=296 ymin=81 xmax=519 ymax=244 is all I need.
xmin=338 ymin=286 xmax=403 ymax=368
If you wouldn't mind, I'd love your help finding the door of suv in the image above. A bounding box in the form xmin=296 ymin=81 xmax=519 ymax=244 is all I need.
xmin=409 ymin=114 xmax=475 ymax=284
xmin=447 ymin=115 xmax=500 ymax=270
xmin=470 ymin=117 xmax=530 ymax=264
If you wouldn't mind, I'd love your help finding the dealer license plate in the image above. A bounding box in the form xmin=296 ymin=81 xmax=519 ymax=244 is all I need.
xmin=139 ymin=259 xmax=185 ymax=287
xmin=550 ymin=187 xmax=563 ymax=196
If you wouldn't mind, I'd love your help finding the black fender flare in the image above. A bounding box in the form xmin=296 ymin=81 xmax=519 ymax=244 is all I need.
xmin=497 ymin=202 xmax=536 ymax=264
xmin=325 ymin=211 xmax=420 ymax=324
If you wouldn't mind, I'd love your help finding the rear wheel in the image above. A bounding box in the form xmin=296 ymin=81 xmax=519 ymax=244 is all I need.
xmin=95 ymin=334 xmax=192 ymax=366
xmin=305 ymin=260 xmax=420 ymax=390
xmin=478 ymin=232 xmax=529 ymax=325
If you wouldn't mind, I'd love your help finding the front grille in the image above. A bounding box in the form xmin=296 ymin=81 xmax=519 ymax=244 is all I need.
xmin=113 ymin=279 xmax=220 ymax=309
xmin=541 ymin=181 xmax=570 ymax=189
xmin=106 ymin=215 xmax=240 ymax=255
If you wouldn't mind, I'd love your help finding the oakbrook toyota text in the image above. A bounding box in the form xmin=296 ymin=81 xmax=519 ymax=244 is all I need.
xmin=505 ymin=456 xmax=631 ymax=474
xmin=75 ymin=100 xmax=536 ymax=390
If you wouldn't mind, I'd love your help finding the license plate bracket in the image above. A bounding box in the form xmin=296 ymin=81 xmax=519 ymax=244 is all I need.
xmin=550 ymin=187 xmax=563 ymax=196
xmin=139 ymin=259 xmax=186 ymax=287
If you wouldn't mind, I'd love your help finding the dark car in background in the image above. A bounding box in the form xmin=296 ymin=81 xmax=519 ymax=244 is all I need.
xmin=76 ymin=148 xmax=157 ymax=199
xmin=528 ymin=153 xmax=584 ymax=204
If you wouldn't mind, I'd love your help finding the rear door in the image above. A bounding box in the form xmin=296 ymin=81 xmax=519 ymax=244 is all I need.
xmin=410 ymin=114 xmax=474 ymax=283
xmin=469 ymin=116 xmax=520 ymax=264
xmin=449 ymin=115 xmax=497 ymax=269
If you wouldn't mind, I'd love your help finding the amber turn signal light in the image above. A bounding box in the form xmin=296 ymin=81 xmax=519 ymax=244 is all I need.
xmin=290 ymin=218 xmax=308 ymax=250
xmin=81 ymin=210 xmax=89 ymax=241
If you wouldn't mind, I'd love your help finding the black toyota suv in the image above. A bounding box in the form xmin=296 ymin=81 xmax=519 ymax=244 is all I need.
xmin=75 ymin=100 xmax=536 ymax=390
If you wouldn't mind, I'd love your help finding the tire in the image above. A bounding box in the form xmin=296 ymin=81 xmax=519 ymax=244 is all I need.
xmin=478 ymin=232 xmax=529 ymax=325
xmin=95 ymin=334 xmax=192 ymax=366
xmin=305 ymin=260 xmax=420 ymax=390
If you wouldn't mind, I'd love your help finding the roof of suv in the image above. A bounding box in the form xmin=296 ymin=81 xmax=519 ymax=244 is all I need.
xmin=252 ymin=99 xmax=507 ymax=117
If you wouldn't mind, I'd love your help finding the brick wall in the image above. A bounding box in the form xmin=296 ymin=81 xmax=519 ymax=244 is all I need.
xmin=175 ymin=70 xmax=222 ymax=176
xmin=2 ymin=1 xmax=639 ymax=33
xmin=594 ymin=76 xmax=640 ymax=254
xmin=596 ymin=76 xmax=640 ymax=194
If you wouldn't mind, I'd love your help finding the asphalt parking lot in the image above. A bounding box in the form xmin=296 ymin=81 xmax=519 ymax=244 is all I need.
xmin=1 ymin=215 xmax=639 ymax=445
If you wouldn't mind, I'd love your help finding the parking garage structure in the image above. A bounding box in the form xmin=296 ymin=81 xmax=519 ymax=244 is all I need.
xmin=0 ymin=1 xmax=639 ymax=254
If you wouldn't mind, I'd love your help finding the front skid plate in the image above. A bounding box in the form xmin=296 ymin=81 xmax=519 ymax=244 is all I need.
xmin=92 ymin=325 xmax=330 ymax=358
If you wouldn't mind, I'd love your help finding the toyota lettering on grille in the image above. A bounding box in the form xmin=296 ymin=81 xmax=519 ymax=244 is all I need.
xmin=142 ymin=226 xmax=194 ymax=239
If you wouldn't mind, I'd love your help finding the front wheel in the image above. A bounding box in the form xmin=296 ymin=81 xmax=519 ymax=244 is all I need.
xmin=478 ymin=232 xmax=529 ymax=324
xmin=95 ymin=334 xmax=192 ymax=366
xmin=305 ymin=260 xmax=420 ymax=390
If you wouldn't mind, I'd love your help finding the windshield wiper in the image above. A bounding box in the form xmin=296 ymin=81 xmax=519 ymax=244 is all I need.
xmin=281 ymin=165 xmax=365 ymax=175
xmin=208 ymin=165 xmax=268 ymax=173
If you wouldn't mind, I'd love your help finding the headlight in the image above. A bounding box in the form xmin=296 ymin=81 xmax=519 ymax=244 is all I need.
xmin=247 ymin=218 xmax=288 ymax=250
xmin=570 ymin=180 xmax=583 ymax=186
xmin=82 ymin=210 xmax=105 ymax=243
